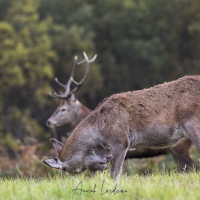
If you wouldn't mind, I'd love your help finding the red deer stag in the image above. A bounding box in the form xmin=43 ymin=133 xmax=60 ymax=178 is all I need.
xmin=43 ymin=75 xmax=200 ymax=179
xmin=46 ymin=52 xmax=94 ymax=128
xmin=46 ymin=54 xmax=195 ymax=172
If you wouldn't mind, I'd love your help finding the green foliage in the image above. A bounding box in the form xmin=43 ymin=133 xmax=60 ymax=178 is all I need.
xmin=92 ymin=0 xmax=179 ymax=93
xmin=2 ymin=107 xmax=45 ymax=142
xmin=169 ymin=0 xmax=200 ymax=77
xmin=40 ymin=0 xmax=103 ymax=107
xmin=0 ymin=0 xmax=12 ymax=20
xmin=1 ymin=0 xmax=200 ymax=150
xmin=0 ymin=0 xmax=56 ymax=144
xmin=0 ymin=134 xmax=20 ymax=157
xmin=90 ymin=0 xmax=200 ymax=95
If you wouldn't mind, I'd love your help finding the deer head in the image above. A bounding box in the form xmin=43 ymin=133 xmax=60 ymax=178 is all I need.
xmin=46 ymin=52 xmax=96 ymax=128
xmin=43 ymin=138 xmax=113 ymax=173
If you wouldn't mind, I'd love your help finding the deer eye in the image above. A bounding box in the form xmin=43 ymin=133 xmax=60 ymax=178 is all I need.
xmin=61 ymin=108 xmax=66 ymax=112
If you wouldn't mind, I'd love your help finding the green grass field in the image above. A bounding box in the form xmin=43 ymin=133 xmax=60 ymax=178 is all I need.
xmin=1 ymin=170 xmax=200 ymax=200
xmin=1 ymin=147 xmax=199 ymax=200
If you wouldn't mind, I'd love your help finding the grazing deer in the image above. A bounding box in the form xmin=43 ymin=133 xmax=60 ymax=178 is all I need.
xmin=46 ymin=54 xmax=195 ymax=172
xmin=43 ymin=74 xmax=200 ymax=179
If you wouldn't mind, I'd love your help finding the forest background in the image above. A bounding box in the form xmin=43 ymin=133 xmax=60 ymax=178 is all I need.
xmin=1 ymin=0 xmax=200 ymax=176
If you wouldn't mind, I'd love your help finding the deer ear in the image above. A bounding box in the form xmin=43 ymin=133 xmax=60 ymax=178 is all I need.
xmin=43 ymin=157 xmax=64 ymax=169
xmin=50 ymin=138 xmax=63 ymax=155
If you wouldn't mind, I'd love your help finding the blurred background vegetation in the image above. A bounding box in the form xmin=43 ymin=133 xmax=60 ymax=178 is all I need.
xmin=1 ymin=0 xmax=200 ymax=176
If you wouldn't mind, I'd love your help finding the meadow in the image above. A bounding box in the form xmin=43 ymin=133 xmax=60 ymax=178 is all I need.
xmin=1 ymin=168 xmax=200 ymax=200
xmin=0 ymin=147 xmax=199 ymax=200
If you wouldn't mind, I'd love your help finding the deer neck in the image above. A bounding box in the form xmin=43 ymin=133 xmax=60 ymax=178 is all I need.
xmin=73 ymin=100 xmax=92 ymax=126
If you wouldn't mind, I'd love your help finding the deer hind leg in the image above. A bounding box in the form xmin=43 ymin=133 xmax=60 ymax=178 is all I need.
xmin=169 ymin=139 xmax=196 ymax=172
xmin=182 ymin=117 xmax=200 ymax=167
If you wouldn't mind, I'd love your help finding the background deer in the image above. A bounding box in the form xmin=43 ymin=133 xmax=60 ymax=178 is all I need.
xmin=43 ymin=75 xmax=200 ymax=179
xmin=46 ymin=53 xmax=195 ymax=172
xmin=46 ymin=52 xmax=93 ymax=128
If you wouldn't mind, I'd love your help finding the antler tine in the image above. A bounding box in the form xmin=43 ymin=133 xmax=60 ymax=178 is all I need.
xmin=83 ymin=52 xmax=97 ymax=63
xmin=49 ymin=78 xmax=71 ymax=98
xmin=49 ymin=52 xmax=97 ymax=99
xmin=49 ymin=56 xmax=79 ymax=98
xmin=69 ymin=52 xmax=97 ymax=96
xmin=71 ymin=52 xmax=97 ymax=86
xmin=70 ymin=55 xmax=78 ymax=77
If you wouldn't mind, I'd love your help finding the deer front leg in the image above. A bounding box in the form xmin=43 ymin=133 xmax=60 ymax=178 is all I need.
xmin=110 ymin=145 xmax=128 ymax=179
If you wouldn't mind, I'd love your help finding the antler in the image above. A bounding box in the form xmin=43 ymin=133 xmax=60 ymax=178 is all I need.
xmin=50 ymin=52 xmax=97 ymax=99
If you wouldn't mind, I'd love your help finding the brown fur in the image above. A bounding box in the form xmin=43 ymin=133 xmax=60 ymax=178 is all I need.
xmin=47 ymin=80 xmax=196 ymax=172
xmin=44 ymin=76 xmax=200 ymax=179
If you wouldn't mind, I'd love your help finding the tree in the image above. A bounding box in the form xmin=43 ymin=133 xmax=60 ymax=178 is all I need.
xmin=167 ymin=0 xmax=200 ymax=78
xmin=0 ymin=0 xmax=56 ymax=144
xmin=39 ymin=0 xmax=103 ymax=108
xmin=91 ymin=0 xmax=181 ymax=95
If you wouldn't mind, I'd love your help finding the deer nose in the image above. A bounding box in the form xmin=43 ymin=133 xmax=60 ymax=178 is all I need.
xmin=46 ymin=120 xmax=56 ymax=127
xmin=46 ymin=120 xmax=51 ymax=127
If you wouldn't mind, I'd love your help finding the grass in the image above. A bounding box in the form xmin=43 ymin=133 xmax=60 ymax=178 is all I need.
xmin=0 ymin=146 xmax=199 ymax=200
xmin=1 ymin=170 xmax=200 ymax=200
